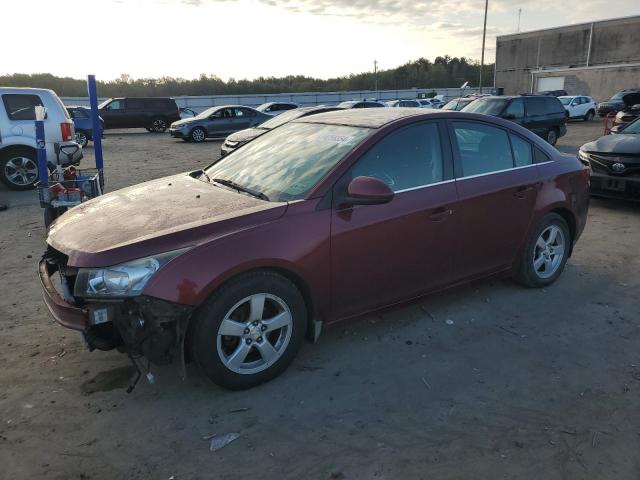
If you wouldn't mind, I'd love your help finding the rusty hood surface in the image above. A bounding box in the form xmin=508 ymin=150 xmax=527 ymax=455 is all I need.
xmin=47 ymin=172 xmax=287 ymax=267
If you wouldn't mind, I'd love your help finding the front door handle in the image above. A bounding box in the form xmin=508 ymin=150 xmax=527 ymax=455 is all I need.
xmin=429 ymin=207 xmax=454 ymax=221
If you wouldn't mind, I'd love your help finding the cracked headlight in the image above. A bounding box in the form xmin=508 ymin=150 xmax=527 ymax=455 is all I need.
xmin=74 ymin=249 xmax=188 ymax=298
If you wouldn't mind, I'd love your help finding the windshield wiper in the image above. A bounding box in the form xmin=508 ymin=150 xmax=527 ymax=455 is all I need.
xmin=212 ymin=178 xmax=269 ymax=201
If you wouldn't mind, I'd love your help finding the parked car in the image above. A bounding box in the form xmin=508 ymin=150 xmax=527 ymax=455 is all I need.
xmin=539 ymin=90 xmax=568 ymax=97
xmin=337 ymin=100 xmax=386 ymax=109
xmin=579 ymin=118 xmax=640 ymax=201
xmin=98 ymin=97 xmax=181 ymax=132
xmin=0 ymin=87 xmax=83 ymax=190
xmin=442 ymin=97 xmax=476 ymax=111
xmin=462 ymin=95 xmax=567 ymax=145
xmin=597 ymin=89 xmax=640 ymax=117
xmin=422 ymin=98 xmax=444 ymax=108
xmin=611 ymin=103 xmax=640 ymax=132
xmin=255 ymin=102 xmax=298 ymax=116
xmin=169 ymin=105 xmax=270 ymax=143
xmin=221 ymin=105 xmax=342 ymax=156
xmin=179 ymin=107 xmax=198 ymax=119
xmin=558 ymin=96 xmax=597 ymax=121
xmin=66 ymin=106 xmax=104 ymax=148
xmin=386 ymin=99 xmax=421 ymax=107
xmin=40 ymin=108 xmax=589 ymax=390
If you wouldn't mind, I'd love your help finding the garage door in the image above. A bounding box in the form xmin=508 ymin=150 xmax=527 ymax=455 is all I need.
xmin=537 ymin=77 xmax=565 ymax=92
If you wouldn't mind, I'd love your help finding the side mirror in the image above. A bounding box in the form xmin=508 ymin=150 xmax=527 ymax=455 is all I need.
xmin=346 ymin=176 xmax=394 ymax=206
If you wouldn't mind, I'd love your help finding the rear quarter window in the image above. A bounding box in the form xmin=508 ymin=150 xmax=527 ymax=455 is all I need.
xmin=2 ymin=94 xmax=43 ymax=120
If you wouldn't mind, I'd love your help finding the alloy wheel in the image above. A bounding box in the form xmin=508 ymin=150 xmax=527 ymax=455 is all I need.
xmin=4 ymin=156 xmax=38 ymax=187
xmin=547 ymin=129 xmax=558 ymax=145
xmin=216 ymin=293 xmax=293 ymax=375
xmin=192 ymin=128 xmax=206 ymax=142
xmin=532 ymin=225 xmax=565 ymax=279
xmin=75 ymin=131 xmax=88 ymax=147
xmin=153 ymin=119 xmax=167 ymax=132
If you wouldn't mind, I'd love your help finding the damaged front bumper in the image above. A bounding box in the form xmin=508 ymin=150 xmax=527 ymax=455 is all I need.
xmin=39 ymin=256 xmax=194 ymax=366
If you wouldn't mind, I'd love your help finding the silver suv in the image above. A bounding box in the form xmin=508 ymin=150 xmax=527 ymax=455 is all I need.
xmin=0 ymin=87 xmax=83 ymax=190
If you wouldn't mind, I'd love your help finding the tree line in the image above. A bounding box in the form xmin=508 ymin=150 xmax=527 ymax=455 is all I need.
xmin=1 ymin=56 xmax=494 ymax=97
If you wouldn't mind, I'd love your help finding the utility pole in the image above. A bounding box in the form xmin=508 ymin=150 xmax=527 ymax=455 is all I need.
xmin=479 ymin=0 xmax=489 ymax=94
xmin=517 ymin=8 xmax=522 ymax=33
xmin=374 ymin=60 xmax=378 ymax=95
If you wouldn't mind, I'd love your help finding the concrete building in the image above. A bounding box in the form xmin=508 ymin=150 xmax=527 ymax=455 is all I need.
xmin=495 ymin=15 xmax=640 ymax=101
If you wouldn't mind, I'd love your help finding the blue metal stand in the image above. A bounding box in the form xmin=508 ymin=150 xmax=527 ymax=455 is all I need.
xmin=35 ymin=114 xmax=48 ymax=184
xmin=87 ymin=75 xmax=104 ymax=188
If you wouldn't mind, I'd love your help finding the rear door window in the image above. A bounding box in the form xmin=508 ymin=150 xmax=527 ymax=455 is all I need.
xmin=503 ymin=99 xmax=524 ymax=118
xmin=509 ymin=134 xmax=533 ymax=167
xmin=525 ymin=98 xmax=546 ymax=116
xmin=2 ymin=94 xmax=43 ymax=120
xmin=451 ymin=121 xmax=514 ymax=177
xmin=352 ymin=122 xmax=443 ymax=192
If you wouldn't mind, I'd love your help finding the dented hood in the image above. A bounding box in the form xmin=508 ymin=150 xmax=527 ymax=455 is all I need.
xmin=47 ymin=173 xmax=287 ymax=267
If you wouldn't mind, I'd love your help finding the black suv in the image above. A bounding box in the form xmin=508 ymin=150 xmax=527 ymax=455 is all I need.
xmin=462 ymin=95 xmax=567 ymax=145
xmin=98 ymin=97 xmax=181 ymax=132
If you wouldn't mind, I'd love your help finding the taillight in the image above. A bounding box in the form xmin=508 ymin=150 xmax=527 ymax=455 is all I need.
xmin=60 ymin=122 xmax=73 ymax=141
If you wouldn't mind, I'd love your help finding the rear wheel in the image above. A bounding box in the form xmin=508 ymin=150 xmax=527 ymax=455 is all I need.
xmin=150 ymin=117 xmax=168 ymax=133
xmin=190 ymin=127 xmax=206 ymax=143
xmin=546 ymin=127 xmax=559 ymax=146
xmin=0 ymin=148 xmax=39 ymax=190
xmin=584 ymin=110 xmax=595 ymax=122
xmin=189 ymin=271 xmax=307 ymax=390
xmin=516 ymin=213 xmax=570 ymax=288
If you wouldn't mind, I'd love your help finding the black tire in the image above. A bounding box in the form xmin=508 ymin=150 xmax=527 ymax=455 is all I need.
xmin=75 ymin=130 xmax=89 ymax=148
xmin=546 ymin=127 xmax=559 ymax=146
xmin=189 ymin=271 xmax=307 ymax=390
xmin=150 ymin=117 xmax=168 ymax=133
xmin=515 ymin=213 xmax=571 ymax=288
xmin=584 ymin=110 xmax=595 ymax=122
xmin=190 ymin=127 xmax=207 ymax=143
xmin=0 ymin=147 xmax=39 ymax=190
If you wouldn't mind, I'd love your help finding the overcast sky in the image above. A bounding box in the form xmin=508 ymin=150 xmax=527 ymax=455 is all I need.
xmin=4 ymin=0 xmax=640 ymax=81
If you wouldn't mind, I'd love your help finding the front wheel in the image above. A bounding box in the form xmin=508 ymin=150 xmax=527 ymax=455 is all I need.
xmin=584 ymin=110 xmax=595 ymax=122
xmin=546 ymin=128 xmax=558 ymax=146
xmin=189 ymin=271 xmax=307 ymax=390
xmin=190 ymin=127 xmax=206 ymax=143
xmin=515 ymin=213 xmax=570 ymax=288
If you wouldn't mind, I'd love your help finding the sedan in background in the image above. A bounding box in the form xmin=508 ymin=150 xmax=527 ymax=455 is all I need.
xmin=597 ymin=89 xmax=640 ymax=117
xmin=169 ymin=106 xmax=271 ymax=143
xmin=256 ymin=102 xmax=299 ymax=116
xmin=66 ymin=106 xmax=103 ymax=148
xmin=579 ymin=118 xmax=640 ymax=201
xmin=40 ymin=108 xmax=589 ymax=390
xmin=220 ymin=105 xmax=342 ymax=156
xmin=442 ymin=97 xmax=476 ymax=111
xmin=559 ymin=96 xmax=597 ymax=121
xmin=337 ymin=100 xmax=386 ymax=109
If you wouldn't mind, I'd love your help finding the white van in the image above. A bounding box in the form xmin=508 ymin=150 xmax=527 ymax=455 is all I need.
xmin=0 ymin=87 xmax=83 ymax=190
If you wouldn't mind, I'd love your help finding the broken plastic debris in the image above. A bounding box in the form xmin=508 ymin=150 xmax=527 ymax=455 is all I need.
xmin=209 ymin=432 xmax=240 ymax=452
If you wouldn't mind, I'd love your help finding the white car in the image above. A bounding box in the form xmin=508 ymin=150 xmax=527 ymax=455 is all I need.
xmin=559 ymin=95 xmax=597 ymax=121
xmin=0 ymin=87 xmax=83 ymax=190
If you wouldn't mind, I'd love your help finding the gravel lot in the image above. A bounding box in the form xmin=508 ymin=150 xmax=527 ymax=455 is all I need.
xmin=1 ymin=120 xmax=639 ymax=480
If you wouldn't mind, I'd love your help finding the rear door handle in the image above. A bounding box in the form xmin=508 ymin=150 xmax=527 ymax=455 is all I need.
xmin=513 ymin=185 xmax=534 ymax=199
xmin=429 ymin=207 xmax=453 ymax=221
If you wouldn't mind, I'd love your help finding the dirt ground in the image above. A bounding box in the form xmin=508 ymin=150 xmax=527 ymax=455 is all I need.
xmin=1 ymin=120 xmax=639 ymax=480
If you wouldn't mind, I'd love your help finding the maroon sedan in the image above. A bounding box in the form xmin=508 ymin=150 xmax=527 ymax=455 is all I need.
xmin=40 ymin=108 xmax=590 ymax=390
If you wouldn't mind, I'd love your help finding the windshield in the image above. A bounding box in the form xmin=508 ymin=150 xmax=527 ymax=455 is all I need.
xmin=622 ymin=118 xmax=640 ymax=134
xmin=559 ymin=97 xmax=573 ymax=105
xmin=259 ymin=109 xmax=305 ymax=129
xmin=611 ymin=92 xmax=626 ymax=101
xmin=98 ymin=99 xmax=113 ymax=109
xmin=196 ymin=107 xmax=218 ymax=118
xmin=461 ymin=98 xmax=509 ymax=115
xmin=205 ymin=122 xmax=371 ymax=202
xmin=256 ymin=103 xmax=271 ymax=112
xmin=338 ymin=101 xmax=356 ymax=108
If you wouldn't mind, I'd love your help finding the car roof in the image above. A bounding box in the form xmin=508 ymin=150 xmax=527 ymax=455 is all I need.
xmin=295 ymin=107 xmax=435 ymax=128
xmin=0 ymin=86 xmax=57 ymax=95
